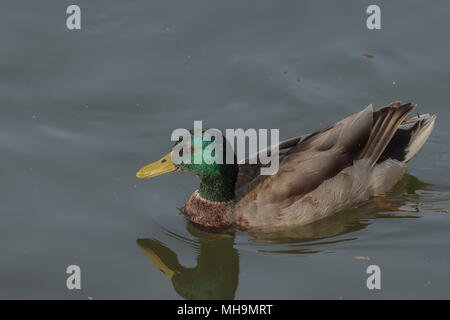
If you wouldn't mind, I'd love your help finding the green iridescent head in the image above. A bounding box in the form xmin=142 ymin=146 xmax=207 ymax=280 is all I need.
xmin=137 ymin=129 xmax=238 ymax=202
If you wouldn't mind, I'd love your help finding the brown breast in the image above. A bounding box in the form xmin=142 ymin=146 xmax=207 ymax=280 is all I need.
xmin=183 ymin=190 xmax=234 ymax=229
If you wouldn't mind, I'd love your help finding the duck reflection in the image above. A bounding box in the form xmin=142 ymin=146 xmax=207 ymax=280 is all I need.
xmin=137 ymin=174 xmax=431 ymax=299
xmin=137 ymin=222 xmax=239 ymax=300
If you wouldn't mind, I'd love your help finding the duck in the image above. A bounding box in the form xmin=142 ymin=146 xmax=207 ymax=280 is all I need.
xmin=137 ymin=102 xmax=435 ymax=232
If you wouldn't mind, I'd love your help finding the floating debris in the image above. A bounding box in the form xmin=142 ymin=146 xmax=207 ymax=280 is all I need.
xmin=362 ymin=53 xmax=374 ymax=59
xmin=282 ymin=71 xmax=288 ymax=75
xmin=312 ymin=85 xmax=320 ymax=90
xmin=296 ymin=79 xmax=302 ymax=83
xmin=354 ymin=256 xmax=371 ymax=261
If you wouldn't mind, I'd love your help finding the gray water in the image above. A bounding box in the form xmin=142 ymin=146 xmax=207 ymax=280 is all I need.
xmin=1 ymin=0 xmax=449 ymax=299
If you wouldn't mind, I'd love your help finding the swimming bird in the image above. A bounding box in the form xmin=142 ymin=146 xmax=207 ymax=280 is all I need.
xmin=137 ymin=102 xmax=435 ymax=232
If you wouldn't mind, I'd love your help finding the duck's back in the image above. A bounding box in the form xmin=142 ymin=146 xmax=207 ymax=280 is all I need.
xmin=232 ymin=102 xmax=435 ymax=231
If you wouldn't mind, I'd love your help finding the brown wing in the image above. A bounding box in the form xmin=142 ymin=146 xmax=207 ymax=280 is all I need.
xmin=235 ymin=135 xmax=304 ymax=191
xmin=358 ymin=102 xmax=415 ymax=165
xmin=235 ymin=102 xmax=415 ymax=206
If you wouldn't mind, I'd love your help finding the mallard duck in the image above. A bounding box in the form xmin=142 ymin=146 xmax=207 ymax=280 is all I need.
xmin=137 ymin=102 xmax=435 ymax=232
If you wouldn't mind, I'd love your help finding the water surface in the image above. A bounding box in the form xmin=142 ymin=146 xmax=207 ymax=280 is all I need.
xmin=0 ymin=0 xmax=449 ymax=299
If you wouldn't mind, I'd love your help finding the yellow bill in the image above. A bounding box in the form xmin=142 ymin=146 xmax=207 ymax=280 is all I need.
xmin=136 ymin=240 xmax=177 ymax=280
xmin=136 ymin=152 xmax=181 ymax=179
xmin=140 ymin=247 xmax=176 ymax=280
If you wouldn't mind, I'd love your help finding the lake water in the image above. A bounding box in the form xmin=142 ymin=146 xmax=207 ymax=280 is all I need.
xmin=0 ymin=0 xmax=449 ymax=299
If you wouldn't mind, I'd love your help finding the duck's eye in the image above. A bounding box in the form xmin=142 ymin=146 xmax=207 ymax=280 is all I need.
xmin=161 ymin=158 xmax=167 ymax=163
